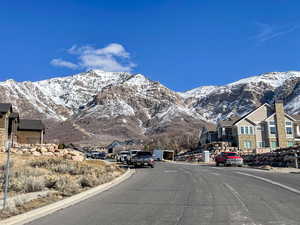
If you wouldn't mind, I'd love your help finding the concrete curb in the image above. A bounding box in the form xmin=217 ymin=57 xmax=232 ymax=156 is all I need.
xmin=0 ymin=168 xmax=135 ymax=225
xmin=165 ymin=161 xmax=213 ymax=166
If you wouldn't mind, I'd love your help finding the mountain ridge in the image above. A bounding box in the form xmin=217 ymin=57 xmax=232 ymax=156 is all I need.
xmin=1 ymin=70 xmax=300 ymax=144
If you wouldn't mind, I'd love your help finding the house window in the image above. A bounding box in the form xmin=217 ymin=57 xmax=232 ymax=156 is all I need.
xmin=287 ymin=141 xmax=294 ymax=147
xmin=241 ymin=127 xmax=244 ymax=134
xmin=245 ymin=126 xmax=249 ymax=134
xmin=285 ymin=121 xmax=293 ymax=135
xmin=270 ymin=126 xmax=277 ymax=134
xmin=244 ymin=141 xmax=252 ymax=149
xmin=257 ymin=141 xmax=265 ymax=148
xmin=269 ymin=121 xmax=275 ymax=125
xmin=250 ymin=127 xmax=253 ymax=134
xmin=271 ymin=141 xmax=277 ymax=149
xmin=286 ymin=127 xmax=293 ymax=135
xmin=256 ymin=126 xmax=262 ymax=131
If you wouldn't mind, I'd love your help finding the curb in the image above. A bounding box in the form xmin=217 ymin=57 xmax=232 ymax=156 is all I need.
xmin=0 ymin=168 xmax=135 ymax=225
xmin=166 ymin=161 xmax=213 ymax=166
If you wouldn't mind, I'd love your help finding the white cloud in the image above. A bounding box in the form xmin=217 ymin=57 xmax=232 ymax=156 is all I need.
xmin=50 ymin=58 xmax=78 ymax=69
xmin=51 ymin=43 xmax=136 ymax=72
xmin=254 ymin=23 xmax=299 ymax=42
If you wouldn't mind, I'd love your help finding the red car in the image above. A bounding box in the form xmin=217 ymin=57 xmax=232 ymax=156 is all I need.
xmin=215 ymin=152 xmax=243 ymax=167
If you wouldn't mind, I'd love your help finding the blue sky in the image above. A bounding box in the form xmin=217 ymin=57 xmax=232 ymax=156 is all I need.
xmin=1 ymin=0 xmax=300 ymax=91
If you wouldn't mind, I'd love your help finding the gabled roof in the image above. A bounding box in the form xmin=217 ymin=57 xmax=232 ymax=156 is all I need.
xmin=233 ymin=103 xmax=272 ymax=126
xmin=292 ymin=114 xmax=300 ymax=121
xmin=265 ymin=112 xmax=296 ymax=122
xmin=18 ymin=119 xmax=45 ymax=131
xmin=218 ymin=116 xmax=241 ymax=127
xmin=0 ymin=103 xmax=12 ymax=113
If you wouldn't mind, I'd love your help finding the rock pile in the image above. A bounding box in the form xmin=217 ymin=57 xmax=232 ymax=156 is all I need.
xmin=0 ymin=144 xmax=85 ymax=161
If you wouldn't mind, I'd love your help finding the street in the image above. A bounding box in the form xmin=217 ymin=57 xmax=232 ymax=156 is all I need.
xmin=27 ymin=163 xmax=300 ymax=225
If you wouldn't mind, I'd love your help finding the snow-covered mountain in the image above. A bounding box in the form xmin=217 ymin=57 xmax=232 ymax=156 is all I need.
xmin=0 ymin=70 xmax=207 ymax=144
xmin=181 ymin=71 xmax=300 ymax=122
xmin=1 ymin=70 xmax=300 ymax=144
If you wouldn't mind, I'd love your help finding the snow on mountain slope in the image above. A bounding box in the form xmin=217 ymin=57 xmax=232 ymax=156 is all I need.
xmin=179 ymin=86 xmax=217 ymax=99
xmin=0 ymin=70 xmax=133 ymax=120
xmin=228 ymin=71 xmax=300 ymax=88
xmin=1 ymin=69 xmax=300 ymax=143
xmin=180 ymin=70 xmax=300 ymax=122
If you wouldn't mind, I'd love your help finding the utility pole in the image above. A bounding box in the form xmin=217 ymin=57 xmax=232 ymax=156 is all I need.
xmin=2 ymin=140 xmax=11 ymax=210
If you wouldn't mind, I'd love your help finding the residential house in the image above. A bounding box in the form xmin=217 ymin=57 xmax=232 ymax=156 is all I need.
xmin=199 ymin=124 xmax=218 ymax=146
xmin=201 ymin=101 xmax=300 ymax=152
xmin=17 ymin=119 xmax=45 ymax=144
xmin=0 ymin=102 xmax=45 ymax=149
xmin=0 ymin=103 xmax=13 ymax=149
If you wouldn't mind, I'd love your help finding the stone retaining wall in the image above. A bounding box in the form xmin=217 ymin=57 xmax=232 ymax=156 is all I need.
xmin=0 ymin=143 xmax=85 ymax=161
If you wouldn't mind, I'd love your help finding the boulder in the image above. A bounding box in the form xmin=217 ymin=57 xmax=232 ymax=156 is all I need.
xmin=42 ymin=152 xmax=54 ymax=156
xmin=71 ymin=155 xmax=85 ymax=161
xmin=32 ymin=151 xmax=41 ymax=156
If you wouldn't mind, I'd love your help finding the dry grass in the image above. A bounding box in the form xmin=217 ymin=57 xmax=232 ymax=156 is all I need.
xmin=0 ymin=153 xmax=124 ymax=219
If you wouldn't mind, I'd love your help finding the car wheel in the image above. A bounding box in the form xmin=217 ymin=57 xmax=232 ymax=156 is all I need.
xmin=150 ymin=165 xmax=154 ymax=168
xmin=216 ymin=162 xmax=220 ymax=167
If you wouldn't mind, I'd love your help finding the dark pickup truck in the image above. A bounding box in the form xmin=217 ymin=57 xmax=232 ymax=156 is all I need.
xmin=131 ymin=151 xmax=155 ymax=168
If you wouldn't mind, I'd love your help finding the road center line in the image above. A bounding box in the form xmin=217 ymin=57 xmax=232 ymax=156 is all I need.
xmin=236 ymin=172 xmax=300 ymax=195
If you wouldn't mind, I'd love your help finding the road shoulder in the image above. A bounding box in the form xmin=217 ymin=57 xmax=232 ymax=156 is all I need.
xmin=0 ymin=168 xmax=135 ymax=225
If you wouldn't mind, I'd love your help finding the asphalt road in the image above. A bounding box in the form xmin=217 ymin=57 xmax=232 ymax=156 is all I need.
xmin=27 ymin=162 xmax=300 ymax=225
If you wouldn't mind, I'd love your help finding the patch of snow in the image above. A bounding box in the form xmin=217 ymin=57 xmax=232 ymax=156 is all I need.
xmin=228 ymin=71 xmax=300 ymax=88
xmin=179 ymin=86 xmax=218 ymax=99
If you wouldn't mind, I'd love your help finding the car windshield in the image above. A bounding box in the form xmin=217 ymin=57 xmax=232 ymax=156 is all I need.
xmin=121 ymin=152 xmax=129 ymax=155
xmin=224 ymin=153 xmax=238 ymax=156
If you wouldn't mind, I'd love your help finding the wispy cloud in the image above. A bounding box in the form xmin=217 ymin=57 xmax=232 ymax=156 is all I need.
xmin=50 ymin=58 xmax=78 ymax=69
xmin=51 ymin=43 xmax=136 ymax=72
xmin=254 ymin=22 xmax=299 ymax=42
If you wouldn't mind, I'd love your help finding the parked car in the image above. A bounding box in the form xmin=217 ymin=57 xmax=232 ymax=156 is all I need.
xmin=131 ymin=151 xmax=155 ymax=168
xmin=215 ymin=152 xmax=243 ymax=167
xmin=91 ymin=152 xmax=106 ymax=159
xmin=86 ymin=151 xmax=106 ymax=159
xmin=127 ymin=150 xmax=141 ymax=164
xmin=116 ymin=151 xmax=130 ymax=163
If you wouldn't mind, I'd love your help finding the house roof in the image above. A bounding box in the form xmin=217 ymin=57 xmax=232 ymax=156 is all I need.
xmin=219 ymin=116 xmax=241 ymax=127
xmin=233 ymin=103 xmax=272 ymax=126
xmin=205 ymin=123 xmax=217 ymax=132
xmin=0 ymin=103 xmax=12 ymax=113
xmin=18 ymin=119 xmax=45 ymax=131
xmin=292 ymin=114 xmax=300 ymax=121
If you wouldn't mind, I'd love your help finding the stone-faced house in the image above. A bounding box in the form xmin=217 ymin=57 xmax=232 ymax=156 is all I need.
xmin=217 ymin=101 xmax=299 ymax=150
xmin=0 ymin=102 xmax=45 ymax=149
xmin=17 ymin=119 xmax=45 ymax=144
xmin=201 ymin=101 xmax=300 ymax=152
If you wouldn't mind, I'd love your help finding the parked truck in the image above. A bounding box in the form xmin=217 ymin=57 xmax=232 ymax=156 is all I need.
xmin=215 ymin=152 xmax=243 ymax=167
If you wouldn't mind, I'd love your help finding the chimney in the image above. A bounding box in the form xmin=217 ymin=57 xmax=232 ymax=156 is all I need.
xmin=274 ymin=100 xmax=287 ymax=148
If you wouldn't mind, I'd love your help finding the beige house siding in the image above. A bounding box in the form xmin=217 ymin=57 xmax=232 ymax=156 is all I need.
xmin=17 ymin=130 xmax=43 ymax=144
xmin=237 ymin=134 xmax=256 ymax=150
xmin=247 ymin=105 xmax=272 ymax=123
xmin=236 ymin=119 xmax=254 ymax=126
